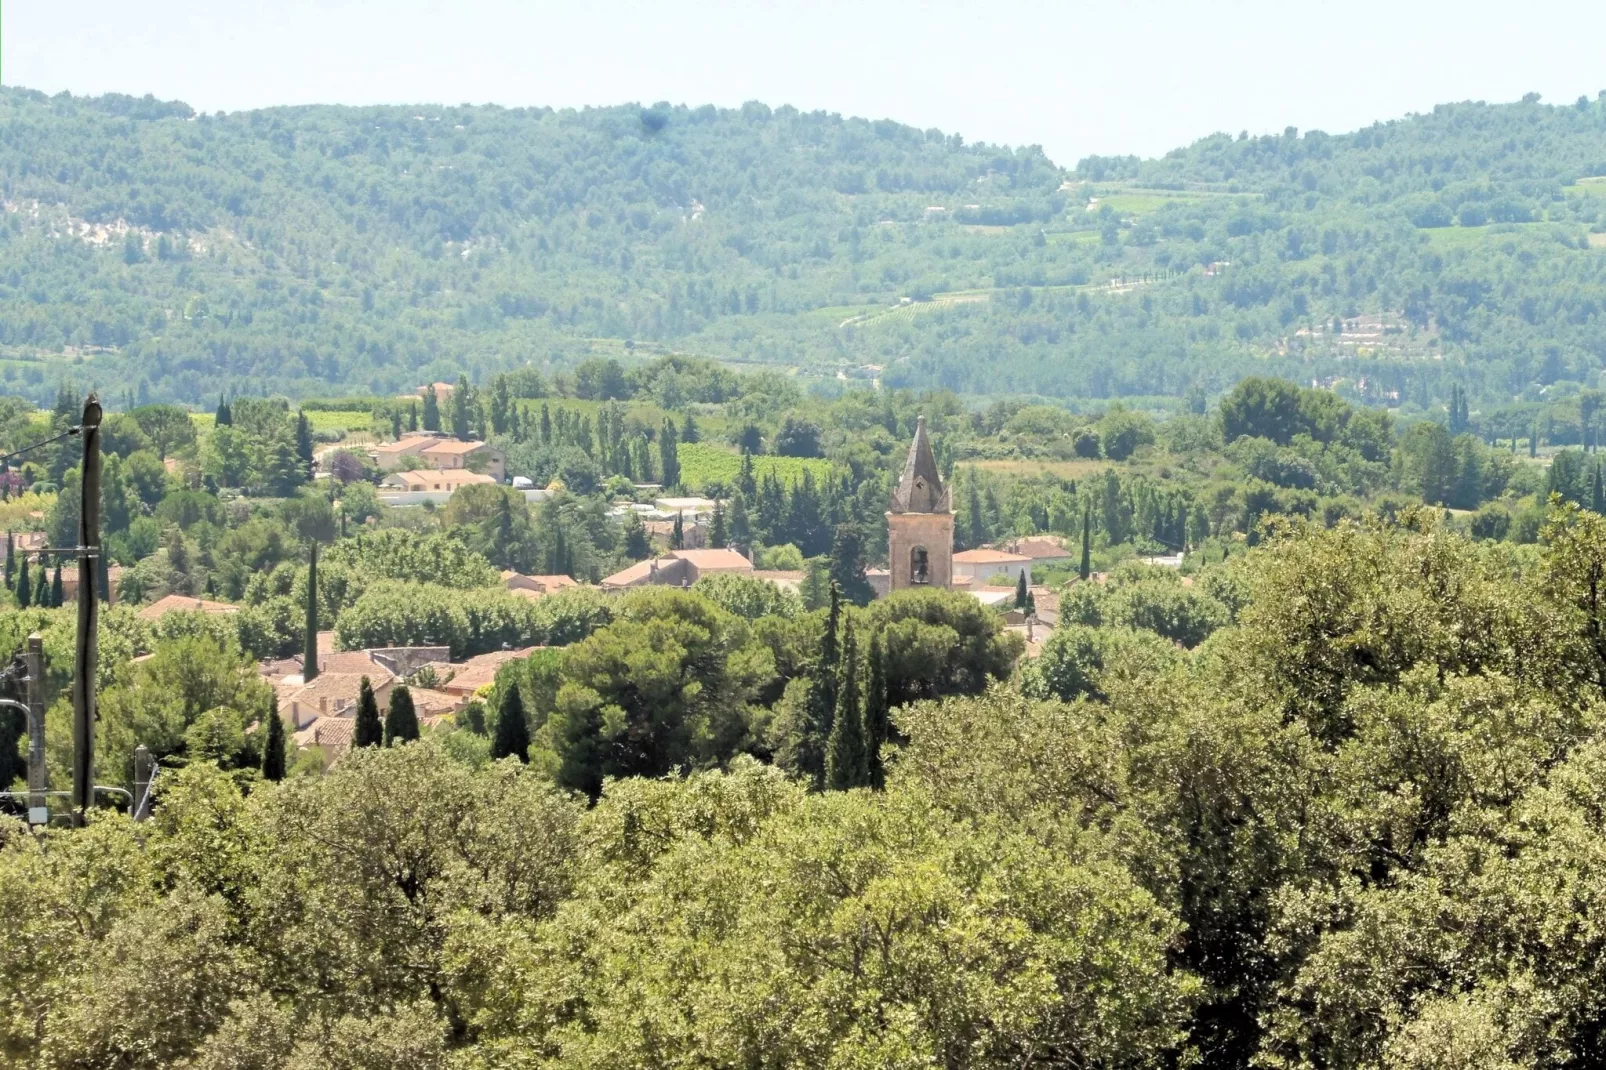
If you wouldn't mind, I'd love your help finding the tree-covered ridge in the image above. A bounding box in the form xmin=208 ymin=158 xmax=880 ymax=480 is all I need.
xmin=6 ymin=87 xmax=1606 ymax=406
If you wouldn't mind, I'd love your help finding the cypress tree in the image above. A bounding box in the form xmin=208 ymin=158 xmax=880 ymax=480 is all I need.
xmin=824 ymin=619 xmax=868 ymax=790
xmin=710 ymin=500 xmax=727 ymax=548
xmin=4 ymin=531 xmax=13 ymax=588
xmin=1594 ymin=464 xmax=1605 ymax=516
xmin=1079 ymin=506 xmax=1092 ymax=581
xmin=422 ymin=387 xmax=440 ymax=432
xmin=50 ymin=563 xmax=63 ymax=608
xmin=864 ymin=633 xmax=889 ymax=791
xmin=1015 ymin=569 xmax=1028 ymax=609
xmin=729 ymin=492 xmax=752 ymax=555
xmin=215 ymin=393 xmax=232 ymax=426
xmin=799 ymin=583 xmax=841 ymax=788
xmin=32 ymin=566 xmax=47 ymax=610
xmin=385 ymin=684 xmax=420 ymax=745
xmin=14 ymin=554 xmax=30 ymax=609
xmin=353 ymin=677 xmax=383 ymax=748
xmin=408 ymin=402 xmax=418 ymax=432
xmin=659 ymin=418 xmax=681 ymax=490
xmin=261 ymin=699 xmax=287 ymax=782
xmin=491 ymin=681 xmax=530 ymax=762
xmin=295 ymin=412 xmax=314 ymax=477
xmin=1530 ymin=424 xmax=1539 ymax=459
xmin=303 ymin=543 xmax=320 ymax=682
xmin=670 ymin=511 xmax=685 ymax=550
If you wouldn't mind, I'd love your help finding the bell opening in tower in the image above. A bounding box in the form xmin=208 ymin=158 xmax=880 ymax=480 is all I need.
xmin=911 ymin=546 xmax=930 ymax=584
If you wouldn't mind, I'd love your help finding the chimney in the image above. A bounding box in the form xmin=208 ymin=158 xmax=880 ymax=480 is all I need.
xmin=319 ymin=696 xmax=328 ymax=715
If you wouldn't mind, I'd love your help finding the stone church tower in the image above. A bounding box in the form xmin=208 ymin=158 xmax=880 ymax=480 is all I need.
xmin=886 ymin=416 xmax=953 ymax=591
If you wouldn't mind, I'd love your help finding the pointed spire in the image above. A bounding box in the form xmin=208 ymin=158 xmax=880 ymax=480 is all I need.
xmin=890 ymin=416 xmax=949 ymax=513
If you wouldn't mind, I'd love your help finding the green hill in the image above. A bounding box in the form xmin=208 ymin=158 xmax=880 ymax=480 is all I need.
xmin=2 ymin=86 xmax=1606 ymax=408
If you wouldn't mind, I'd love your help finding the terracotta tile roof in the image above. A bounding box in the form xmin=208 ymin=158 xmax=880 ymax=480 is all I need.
xmin=409 ymin=688 xmax=463 ymax=715
xmin=384 ymin=468 xmax=496 ymax=490
xmin=321 ymin=650 xmax=392 ymax=676
xmin=671 ymin=548 xmax=753 ymax=572
xmin=419 ymin=439 xmax=489 ymax=456
xmin=373 ymin=435 xmax=439 ymax=455
xmin=441 ymin=648 xmax=537 ymax=693
xmin=137 ymin=594 xmax=239 ymax=621
xmin=293 ymin=715 xmax=355 ymax=752
xmin=1009 ymin=537 xmax=1075 ymax=560
xmin=601 ymin=557 xmax=665 ymax=588
xmin=953 ymin=549 xmax=1031 ymax=564
xmin=290 ymin=672 xmax=390 ymax=709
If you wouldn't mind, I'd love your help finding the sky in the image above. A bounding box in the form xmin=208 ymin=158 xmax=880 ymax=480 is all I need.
xmin=4 ymin=0 xmax=1606 ymax=166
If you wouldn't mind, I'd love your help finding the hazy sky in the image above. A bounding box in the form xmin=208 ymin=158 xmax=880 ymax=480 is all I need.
xmin=4 ymin=0 xmax=1605 ymax=165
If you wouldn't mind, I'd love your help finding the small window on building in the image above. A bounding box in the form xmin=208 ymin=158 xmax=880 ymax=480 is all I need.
xmin=911 ymin=546 xmax=930 ymax=584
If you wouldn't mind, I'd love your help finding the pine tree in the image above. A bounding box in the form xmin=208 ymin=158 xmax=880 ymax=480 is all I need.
xmin=353 ymin=677 xmax=383 ymax=748
xmin=864 ymin=634 xmax=889 ymax=791
xmin=824 ymin=619 xmax=868 ymax=790
xmin=303 ymin=543 xmax=320 ymax=682
xmin=1079 ymin=506 xmax=1093 ymax=581
xmin=710 ymin=501 xmax=727 ymax=548
xmin=50 ymin=563 xmax=63 ymax=608
xmin=1015 ymin=568 xmax=1028 ymax=609
xmin=491 ymin=681 xmax=530 ymax=762
xmin=385 ymin=684 xmax=420 ymax=745
xmin=670 ymin=511 xmax=685 ymax=550
xmin=14 ymin=554 xmax=30 ymax=609
xmin=261 ymin=699 xmax=287 ymax=782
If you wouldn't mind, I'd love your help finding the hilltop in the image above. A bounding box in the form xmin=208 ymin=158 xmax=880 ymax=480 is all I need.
xmin=2 ymin=87 xmax=1606 ymax=408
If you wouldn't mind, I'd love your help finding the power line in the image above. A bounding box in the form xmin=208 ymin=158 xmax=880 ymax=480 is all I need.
xmin=0 ymin=425 xmax=81 ymax=467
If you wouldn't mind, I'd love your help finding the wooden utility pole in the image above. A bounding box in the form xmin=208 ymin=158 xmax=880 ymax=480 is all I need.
xmin=132 ymin=745 xmax=154 ymax=822
xmin=70 ymin=394 xmax=102 ymax=827
xmin=24 ymin=633 xmax=46 ymax=827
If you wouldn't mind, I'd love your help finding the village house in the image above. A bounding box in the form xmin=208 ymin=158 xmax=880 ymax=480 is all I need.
xmin=276 ymin=671 xmax=395 ymax=731
xmin=370 ymin=435 xmax=505 ymax=480
xmin=421 ymin=647 xmax=541 ymax=699
xmin=501 ymin=571 xmax=579 ymax=597
xmin=381 ymin=468 xmax=497 ymax=494
xmin=952 ymin=547 xmax=1033 ymax=586
xmin=1002 ymin=536 xmax=1077 ymax=572
xmin=600 ymin=548 xmax=754 ymax=590
xmin=137 ymin=594 xmax=240 ymax=622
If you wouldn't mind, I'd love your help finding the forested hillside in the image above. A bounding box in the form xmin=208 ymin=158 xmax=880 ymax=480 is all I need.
xmin=2 ymin=87 xmax=1606 ymax=408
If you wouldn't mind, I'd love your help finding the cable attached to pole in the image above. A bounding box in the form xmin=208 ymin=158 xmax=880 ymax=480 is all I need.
xmin=0 ymin=424 xmax=81 ymax=466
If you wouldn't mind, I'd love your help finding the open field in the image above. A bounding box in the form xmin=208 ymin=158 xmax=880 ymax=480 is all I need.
xmin=676 ymin=442 xmax=834 ymax=490
xmin=965 ymin=458 xmax=1114 ymax=479
xmin=1423 ymin=222 xmax=1582 ymax=250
